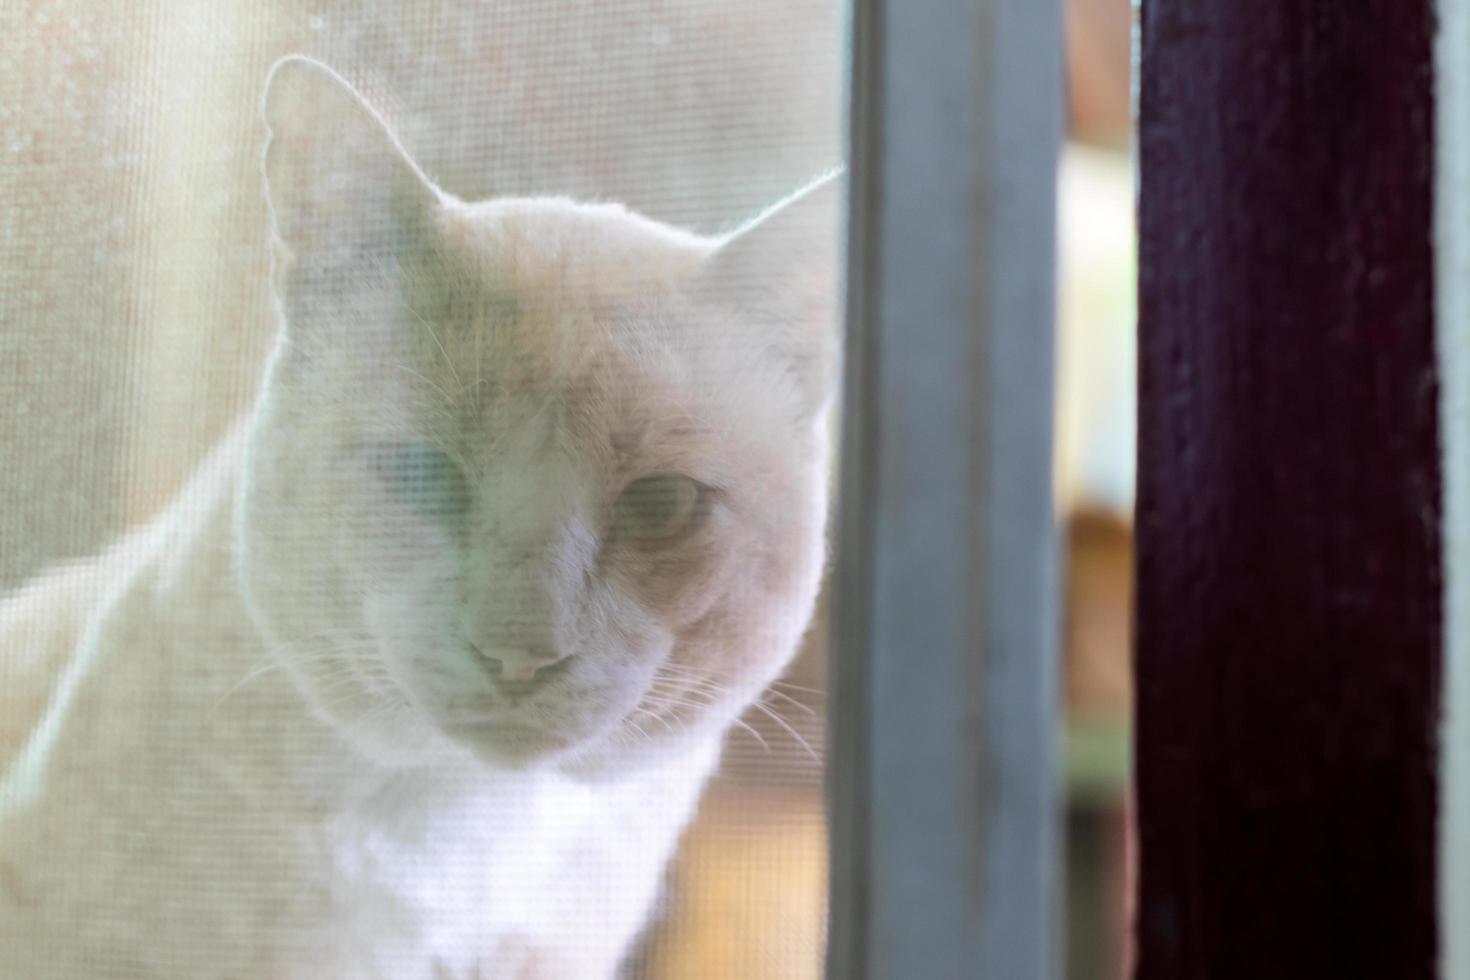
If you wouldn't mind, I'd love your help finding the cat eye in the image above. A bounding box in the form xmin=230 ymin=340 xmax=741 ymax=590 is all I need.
xmin=610 ymin=474 xmax=706 ymax=544
xmin=367 ymin=441 xmax=472 ymax=521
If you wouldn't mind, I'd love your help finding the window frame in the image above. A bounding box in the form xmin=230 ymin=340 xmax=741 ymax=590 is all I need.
xmin=828 ymin=1 xmax=1064 ymax=975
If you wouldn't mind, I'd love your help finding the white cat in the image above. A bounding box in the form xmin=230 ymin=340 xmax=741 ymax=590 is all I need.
xmin=0 ymin=56 xmax=839 ymax=979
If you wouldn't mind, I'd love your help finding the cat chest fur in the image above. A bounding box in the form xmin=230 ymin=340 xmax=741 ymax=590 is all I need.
xmin=0 ymin=451 xmax=718 ymax=978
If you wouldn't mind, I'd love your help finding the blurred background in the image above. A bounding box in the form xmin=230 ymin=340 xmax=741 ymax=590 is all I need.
xmin=0 ymin=0 xmax=1135 ymax=975
xmin=1055 ymin=2 xmax=1135 ymax=978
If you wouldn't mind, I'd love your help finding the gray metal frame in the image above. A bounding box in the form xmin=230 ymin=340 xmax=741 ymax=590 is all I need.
xmin=1438 ymin=0 xmax=1470 ymax=972
xmin=828 ymin=0 xmax=1063 ymax=976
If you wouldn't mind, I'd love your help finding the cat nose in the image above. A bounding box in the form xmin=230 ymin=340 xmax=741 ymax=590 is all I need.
xmin=472 ymin=643 xmax=566 ymax=685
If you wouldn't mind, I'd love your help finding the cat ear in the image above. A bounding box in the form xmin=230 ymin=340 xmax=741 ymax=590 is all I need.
xmin=700 ymin=172 xmax=844 ymax=419
xmin=262 ymin=56 xmax=440 ymax=297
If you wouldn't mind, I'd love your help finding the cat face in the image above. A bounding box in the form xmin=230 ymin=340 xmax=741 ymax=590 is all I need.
xmin=236 ymin=57 xmax=839 ymax=773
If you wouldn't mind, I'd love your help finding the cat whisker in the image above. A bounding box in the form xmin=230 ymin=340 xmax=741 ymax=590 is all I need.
xmin=646 ymin=673 xmax=716 ymax=690
xmin=304 ymin=668 xmax=389 ymax=690
xmin=769 ymin=679 xmax=825 ymax=696
xmin=761 ymin=687 xmax=817 ymax=716
xmin=650 ymin=661 xmax=710 ymax=676
xmin=305 ymin=626 xmax=377 ymax=640
xmin=222 ymin=653 xmax=381 ymax=697
xmin=328 ymin=685 xmax=409 ymax=720
xmin=649 ymin=666 xmax=728 ymax=691
xmin=299 ymin=663 xmax=400 ymax=702
xmin=611 ymin=727 xmax=644 ymax=750
xmin=652 ymin=663 xmax=727 ymax=684
xmin=313 ymin=685 xmax=380 ymax=710
xmin=401 ymin=299 xmax=462 ymax=389
xmin=265 ymin=632 xmax=377 ymax=659
xmin=211 ymin=646 xmax=376 ymax=713
xmin=657 ymin=689 xmax=718 ymax=706
xmin=732 ymin=718 xmax=770 ymax=753
xmin=268 ymin=645 xmax=378 ymax=664
xmin=640 ymin=694 xmax=710 ymax=716
xmin=631 ymin=708 xmax=678 ymax=736
xmin=622 ymin=716 xmax=652 ymax=743
xmin=666 ymin=682 xmax=731 ymax=703
xmin=748 ymin=701 xmax=819 ymax=762
xmin=341 ymin=700 xmax=410 ymax=735
xmin=393 ymin=364 xmax=455 ymax=405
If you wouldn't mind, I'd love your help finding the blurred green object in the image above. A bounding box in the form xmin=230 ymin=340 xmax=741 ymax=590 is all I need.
xmin=1065 ymin=717 xmax=1131 ymax=806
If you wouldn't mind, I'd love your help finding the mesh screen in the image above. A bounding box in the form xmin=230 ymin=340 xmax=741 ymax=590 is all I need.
xmin=1 ymin=3 xmax=842 ymax=976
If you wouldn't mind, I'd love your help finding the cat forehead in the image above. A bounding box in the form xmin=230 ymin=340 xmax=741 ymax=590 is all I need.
xmin=382 ymin=196 xmax=798 ymax=460
xmin=403 ymin=199 xmax=732 ymax=402
xmin=400 ymin=309 xmax=749 ymax=486
xmin=454 ymin=343 xmax=707 ymax=455
xmin=436 ymin=196 xmax=712 ymax=297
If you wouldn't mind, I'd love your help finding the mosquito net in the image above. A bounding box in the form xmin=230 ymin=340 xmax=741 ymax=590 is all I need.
xmin=0 ymin=3 xmax=842 ymax=976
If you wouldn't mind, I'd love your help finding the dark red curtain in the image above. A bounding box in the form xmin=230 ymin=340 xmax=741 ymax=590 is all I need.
xmin=1135 ymin=2 xmax=1442 ymax=976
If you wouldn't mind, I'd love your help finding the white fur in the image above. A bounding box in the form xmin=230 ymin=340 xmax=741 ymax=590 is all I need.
xmin=0 ymin=56 xmax=838 ymax=978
